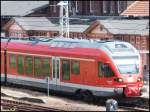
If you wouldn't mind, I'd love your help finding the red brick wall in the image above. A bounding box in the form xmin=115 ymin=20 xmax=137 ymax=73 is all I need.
xmin=48 ymin=1 xmax=59 ymax=17
xmin=114 ymin=35 xmax=148 ymax=51
xmin=47 ymin=1 xmax=127 ymax=16
xmin=8 ymin=30 xmax=28 ymax=38
xmin=140 ymin=53 xmax=148 ymax=70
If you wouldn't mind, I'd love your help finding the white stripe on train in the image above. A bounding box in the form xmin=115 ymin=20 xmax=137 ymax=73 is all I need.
xmin=1 ymin=74 xmax=123 ymax=96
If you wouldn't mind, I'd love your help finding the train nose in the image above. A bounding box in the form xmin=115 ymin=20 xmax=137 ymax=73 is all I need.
xmin=124 ymin=86 xmax=141 ymax=97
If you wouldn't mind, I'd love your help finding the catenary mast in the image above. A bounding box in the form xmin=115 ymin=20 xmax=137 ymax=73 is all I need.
xmin=57 ymin=1 xmax=69 ymax=38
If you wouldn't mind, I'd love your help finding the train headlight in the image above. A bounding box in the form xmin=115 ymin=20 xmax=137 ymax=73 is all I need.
xmin=114 ymin=78 xmax=123 ymax=82
xmin=137 ymin=77 xmax=143 ymax=82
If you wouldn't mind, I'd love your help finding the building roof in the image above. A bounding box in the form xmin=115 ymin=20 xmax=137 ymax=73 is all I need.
xmin=121 ymin=1 xmax=149 ymax=17
xmin=4 ymin=17 xmax=149 ymax=36
xmin=97 ymin=19 xmax=149 ymax=36
xmin=3 ymin=17 xmax=90 ymax=33
xmin=1 ymin=1 xmax=49 ymax=16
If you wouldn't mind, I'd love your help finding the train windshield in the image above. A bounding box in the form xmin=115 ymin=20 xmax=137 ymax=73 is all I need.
xmin=117 ymin=64 xmax=139 ymax=74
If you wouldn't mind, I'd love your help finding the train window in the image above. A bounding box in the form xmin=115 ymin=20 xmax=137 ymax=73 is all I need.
xmin=102 ymin=64 xmax=114 ymax=77
xmin=25 ymin=56 xmax=33 ymax=75
xmin=98 ymin=62 xmax=102 ymax=77
xmin=115 ymin=44 xmax=128 ymax=48
xmin=43 ymin=58 xmax=50 ymax=76
xmin=56 ymin=60 xmax=60 ymax=78
xmin=9 ymin=54 xmax=16 ymax=68
xmin=62 ymin=60 xmax=70 ymax=80
xmin=117 ymin=64 xmax=139 ymax=74
xmin=71 ymin=60 xmax=80 ymax=75
xmin=1 ymin=54 xmax=4 ymax=71
xmin=52 ymin=59 xmax=55 ymax=78
xmin=18 ymin=55 xmax=24 ymax=74
xmin=34 ymin=57 xmax=42 ymax=77
xmin=1 ymin=56 xmax=3 ymax=64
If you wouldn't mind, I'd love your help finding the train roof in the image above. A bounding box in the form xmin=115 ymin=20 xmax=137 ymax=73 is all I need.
xmin=1 ymin=37 xmax=130 ymax=49
xmin=1 ymin=37 xmax=139 ymax=58
xmin=1 ymin=37 xmax=105 ymax=59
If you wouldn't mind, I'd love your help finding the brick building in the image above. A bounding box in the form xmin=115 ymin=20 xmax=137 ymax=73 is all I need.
xmin=1 ymin=1 xmax=128 ymax=29
xmin=121 ymin=0 xmax=149 ymax=17
xmin=1 ymin=1 xmax=49 ymax=28
xmin=2 ymin=17 xmax=91 ymax=39
xmin=48 ymin=1 xmax=127 ymax=17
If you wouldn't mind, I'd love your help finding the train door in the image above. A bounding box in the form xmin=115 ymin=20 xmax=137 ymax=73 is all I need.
xmin=97 ymin=62 xmax=115 ymax=86
xmin=101 ymin=63 xmax=115 ymax=86
xmin=52 ymin=56 xmax=60 ymax=86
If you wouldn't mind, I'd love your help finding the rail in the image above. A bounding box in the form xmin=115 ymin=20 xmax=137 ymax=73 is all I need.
xmin=119 ymin=105 xmax=149 ymax=111
xmin=116 ymin=97 xmax=149 ymax=111
xmin=1 ymin=84 xmax=149 ymax=111
xmin=1 ymin=99 xmax=63 ymax=111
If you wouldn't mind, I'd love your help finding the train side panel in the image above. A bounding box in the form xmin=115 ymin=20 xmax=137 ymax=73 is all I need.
xmin=81 ymin=61 xmax=97 ymax=85
xmin=1 ymin=42 xmax=7 ymax=82
xmin=7 ymin=52 xmax=18 ymax=77
xmin=6 ymin=51 xmax=52 ymax=80
xmin=4 ymin=47 xmax=119 ymax=96
xmin=59 ymin=59 xmax=97 ymax=86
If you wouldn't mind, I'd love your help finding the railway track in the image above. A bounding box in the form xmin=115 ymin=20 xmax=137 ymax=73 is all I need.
xmin=117 ymin=98 xmax=149 ymax=111
xmin=119 ymin=105 xmax=149 ymax=111
xmin=1 ymin=84 xmax=149 ymax=111
xmin=1 ymin=99 xmax=63 ymax=111
xmin=92 ymin=96 xmax=149 ymax=111
xmin=93 ymin=97 xmax=149 ymax=111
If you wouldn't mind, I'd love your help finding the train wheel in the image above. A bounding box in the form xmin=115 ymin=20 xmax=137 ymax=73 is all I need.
xmin=75 ymin=90 xmax=94 ymax=102
xmin=82 ymin=91 xmax=94 ymax=102
xmin=75 ymin=90 xmax=83 ymax=100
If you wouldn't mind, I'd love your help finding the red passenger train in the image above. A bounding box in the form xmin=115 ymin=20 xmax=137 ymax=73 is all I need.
xmin=1 ymin=37 xmax=144 ymax=98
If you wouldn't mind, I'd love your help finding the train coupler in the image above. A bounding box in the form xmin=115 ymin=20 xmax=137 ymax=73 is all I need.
xmin=124 ymin=86 xmax=141 ymax=97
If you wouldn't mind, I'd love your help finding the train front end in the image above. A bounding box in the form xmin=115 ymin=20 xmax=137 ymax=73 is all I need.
xmin=100 ymin=41 xmax=144 ymax=97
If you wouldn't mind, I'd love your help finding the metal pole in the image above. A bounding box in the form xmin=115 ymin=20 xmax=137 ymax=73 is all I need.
xmin=4 ymin=49 xmax=7 ymax=84
xmin=59 ymin=4 xmax=63 ymax=38
xmin=4 ymin=38 xmax=11 ymax=84
xmin=58 ymin=1 xmax=69 ymax=38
